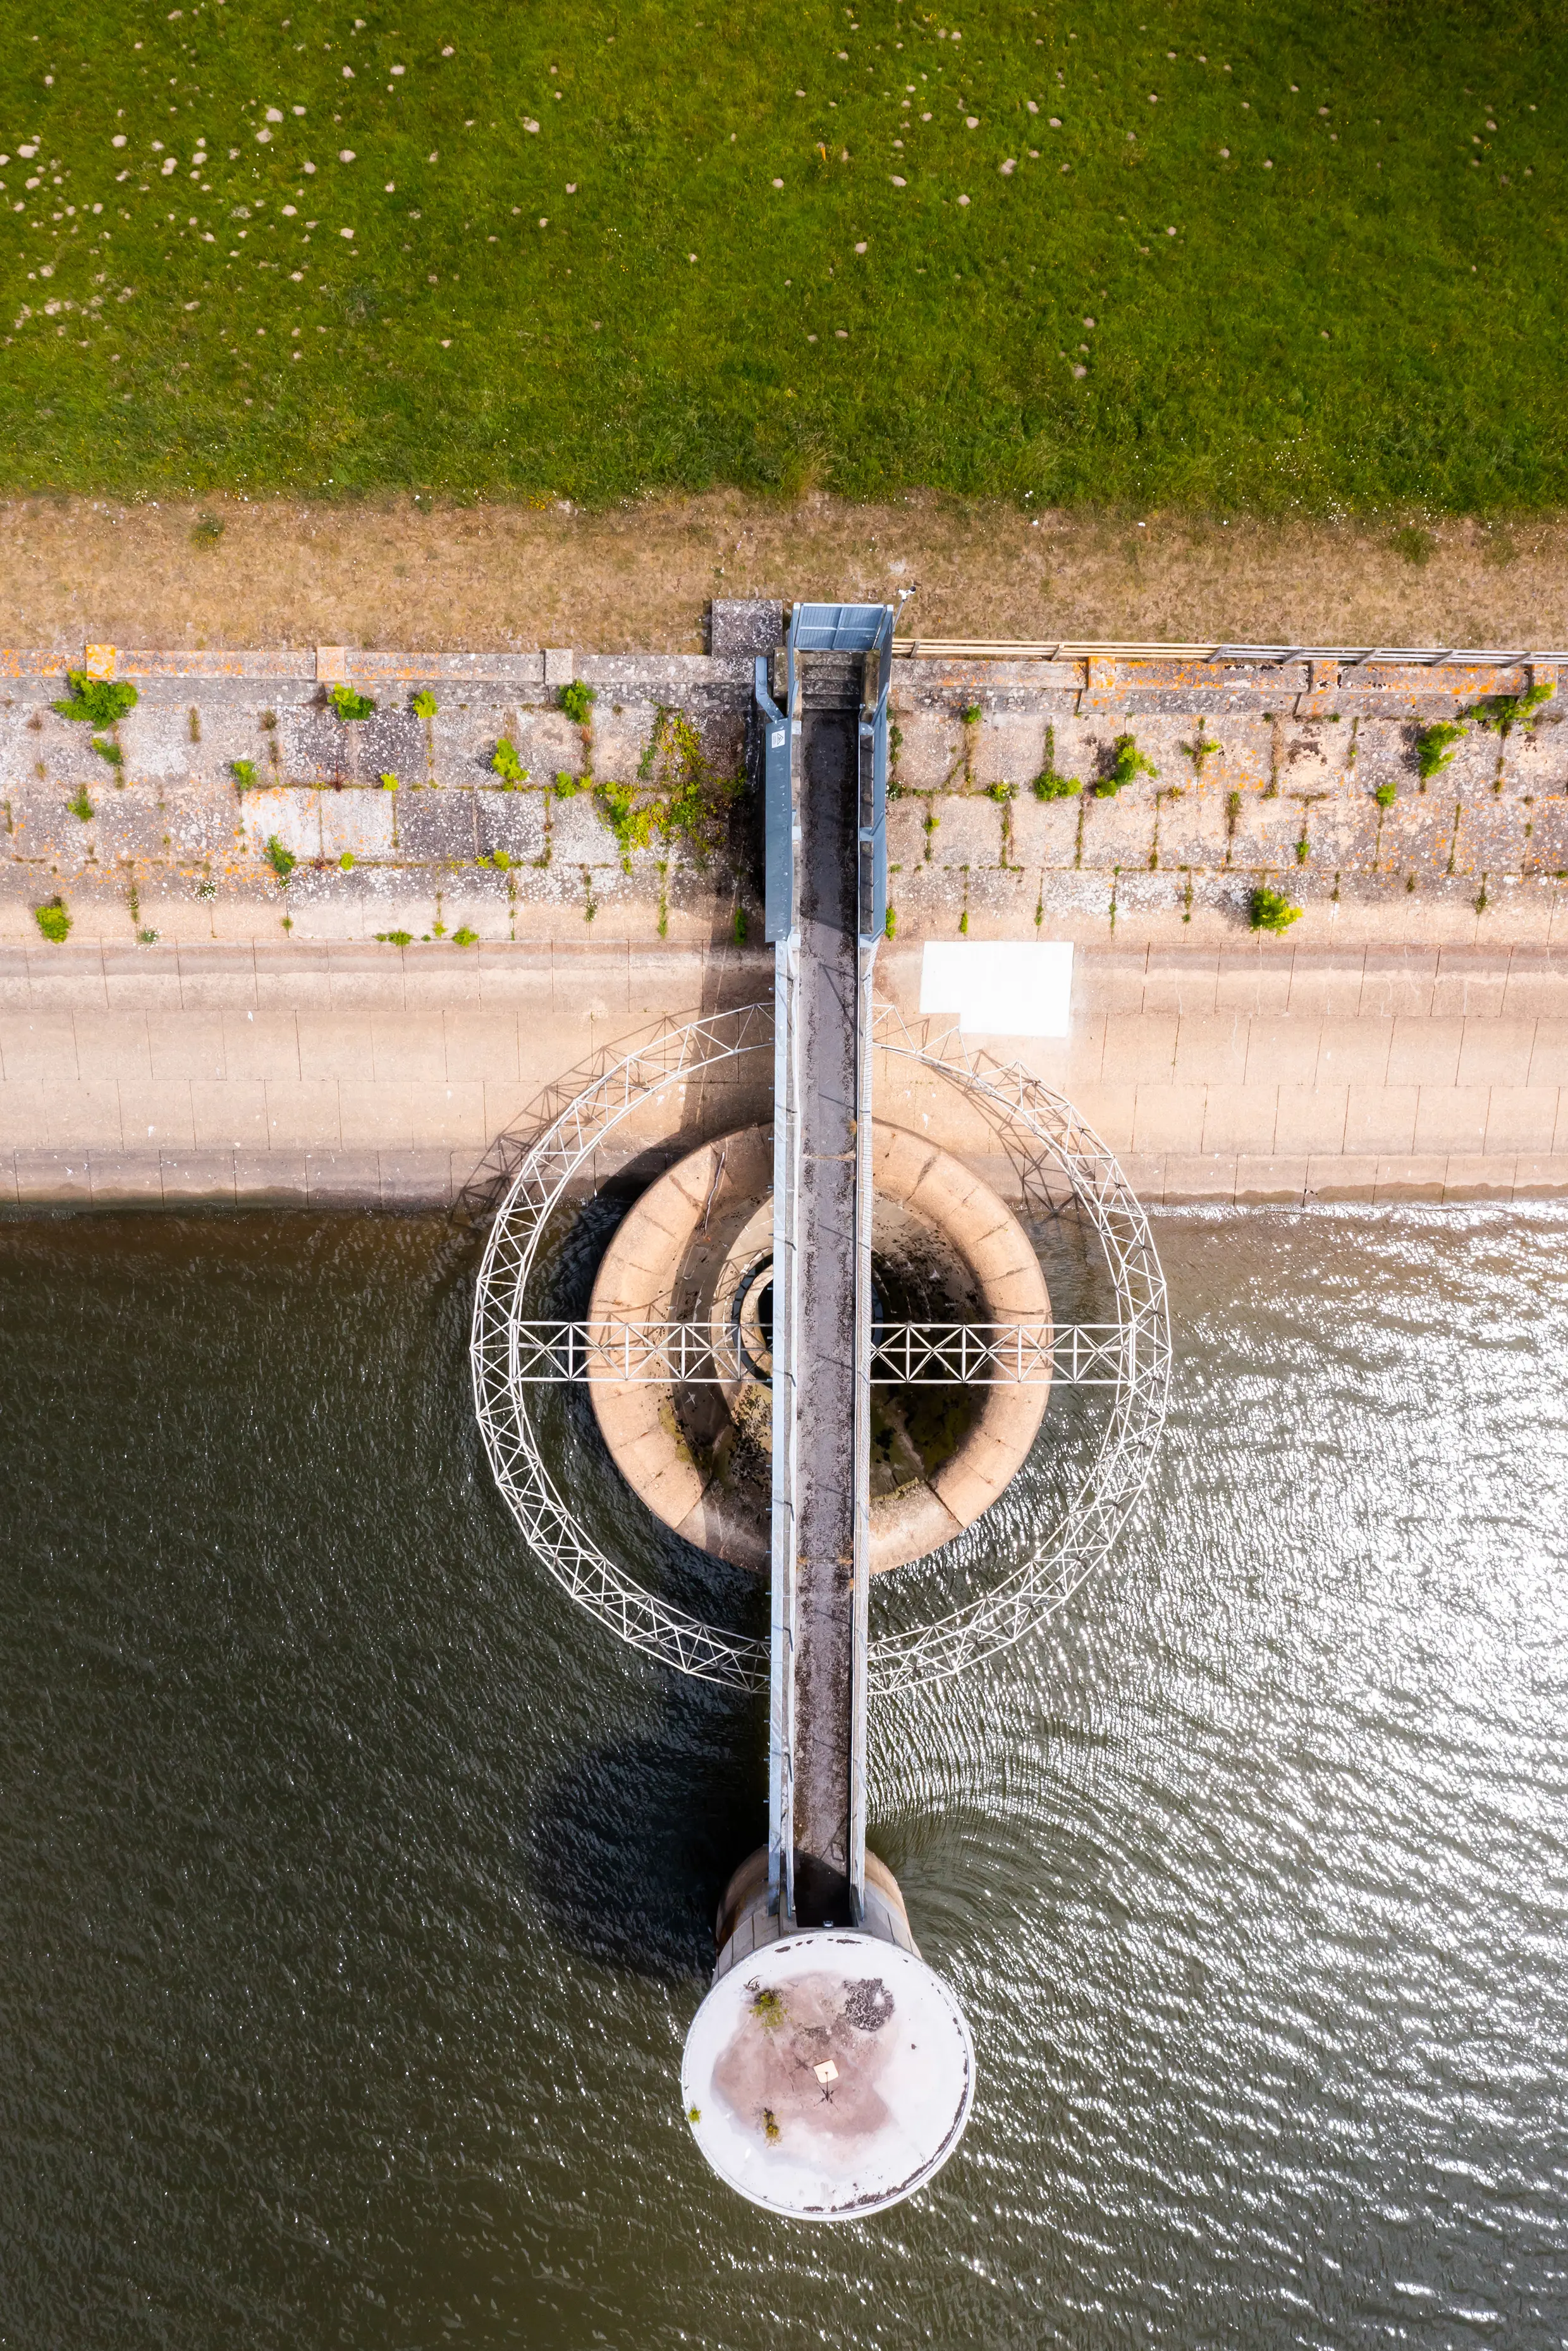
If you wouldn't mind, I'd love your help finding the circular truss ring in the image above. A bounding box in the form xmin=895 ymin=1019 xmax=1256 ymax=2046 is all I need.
xmin=470 ymin=1001 xmax=1170 ymax=1696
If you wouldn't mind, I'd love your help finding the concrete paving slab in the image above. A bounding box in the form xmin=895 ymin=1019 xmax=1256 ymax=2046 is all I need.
xmin=1233 ymin=1154 xmax=1309 ymax=1205
xmin=305 ymin=1149 xmax=382 ymax=1201
xmin=0 ymin=1080 xmax=50 ymax=1150
xmin=1275 ymin=1086 xmax=1349 ymax=1155
xmin=15 ymin=1150 xmax=93 ymax=1203
xmin=1443 ymin=1153 xmax=1516 ymax=1200
xmin=1483 ymin=1084 xmax=1560 ymax=1155
xmin=190 ymin=1081 xmax=269 ymax=1149
xmin=1412 ymin=1084 xmax=1491 ymax=1155
xmin=233 ymin=1149 xmax=309 ymax=1203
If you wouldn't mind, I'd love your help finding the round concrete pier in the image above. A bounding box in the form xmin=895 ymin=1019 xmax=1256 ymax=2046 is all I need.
xmin=681 ymin=1930 xmax=975 ymax=2219
xmin=588 ymin=1121 xmax=1050 ymax=1574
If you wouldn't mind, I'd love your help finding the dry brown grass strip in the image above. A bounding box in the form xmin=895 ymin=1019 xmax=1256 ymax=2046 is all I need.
xmin=4 ymin=493 xmax=1567 ymax=653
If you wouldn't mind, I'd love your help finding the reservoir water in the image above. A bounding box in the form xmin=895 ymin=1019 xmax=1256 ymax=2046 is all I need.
xmin=1 ymin=1206 xmax=1565 ymax=2348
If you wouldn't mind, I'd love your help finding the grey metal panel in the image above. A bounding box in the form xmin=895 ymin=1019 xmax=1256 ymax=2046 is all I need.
xmin=756 ymin=656 xmax=793 ymax=944
xmin=791 ymin=602 xmax=890 ymax=654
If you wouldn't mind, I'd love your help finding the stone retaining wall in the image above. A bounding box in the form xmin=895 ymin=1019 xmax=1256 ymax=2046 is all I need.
xmin=4 ymin=641 xmax=1566 ymax=952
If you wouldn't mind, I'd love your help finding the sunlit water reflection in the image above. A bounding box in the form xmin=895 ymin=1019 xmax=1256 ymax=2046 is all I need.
xmin=0 ymin=1206 xmax=1564 ymax=2348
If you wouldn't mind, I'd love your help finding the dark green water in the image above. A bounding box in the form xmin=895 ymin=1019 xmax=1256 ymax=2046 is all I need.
xmin=1 ymin=1208 xmax=1565 ymax=2350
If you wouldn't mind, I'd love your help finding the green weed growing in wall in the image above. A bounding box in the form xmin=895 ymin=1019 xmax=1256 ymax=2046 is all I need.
xmin=491 ymin=737 xmax=529 ymax=787
xmin=1471 ymin=680 xmax=1555 ymax=737
xmin=1250 ymin=884 xmax=1303 ymax=934
xmin=1416 ymin=720 xmax=1467 ymax=779
xmin=52 ymin=673 xmax=138 ymax=727
xmin=1032 ymin=727 xmax=1082 ymax=800
xmin=1094 ymin=734 xmax=1158 ymax=798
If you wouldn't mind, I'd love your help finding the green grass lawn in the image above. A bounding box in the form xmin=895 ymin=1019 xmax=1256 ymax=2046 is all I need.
xmin=3 ymin=0 xmax=1565 ymax=510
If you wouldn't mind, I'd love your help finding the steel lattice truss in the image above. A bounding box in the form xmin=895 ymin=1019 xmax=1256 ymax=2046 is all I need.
xmin=470 ymin=1002 xmax=1170 ymax=1695
xmin=865 ymin=1004 xmax=1170 ymax=1693
xmin=506 ymin=1318 xmax=1121 ymax=1385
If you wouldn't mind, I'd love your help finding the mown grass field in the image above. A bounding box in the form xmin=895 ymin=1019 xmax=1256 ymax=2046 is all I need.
xmin=2 ymin=0 xmax=1564 ymax=510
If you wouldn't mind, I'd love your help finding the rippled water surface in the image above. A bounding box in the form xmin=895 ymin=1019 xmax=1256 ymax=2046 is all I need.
xmin=2 ymin=1207 xmax=1566 ymax=2349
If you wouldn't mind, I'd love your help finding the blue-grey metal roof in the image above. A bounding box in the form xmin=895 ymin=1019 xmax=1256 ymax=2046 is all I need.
xmin=790 ymin=603 xmax=892 ymax=654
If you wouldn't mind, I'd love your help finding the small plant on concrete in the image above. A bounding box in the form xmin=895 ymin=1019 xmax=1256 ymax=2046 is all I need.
xmin=412 ymin=688 xmax=438 ymax=719
xmin=1183 ymin=727 xmax=1222 ymax=777
xmin=379 ymin=771 xmax=399 ymax=792
xmin=491 ymin=849 xmax=513 ymax=871
xmin=1094 ymin=733 xmax=1158 ymax=798
xmin=263 ymin=835 xmax=296 ymax=883
xmin=885 ymin=904 xmax=897 ymax=940
xmin=52 ymin=672 xmax=139 ymax=726
xmin=231 ymin=757 xmax=259 ymax=790
xmin=187 ymin=705 xmax=201 ymax=744
xmin=635 ymin=706 xmax=745 ymax=864
xmin=596 ymin=779 xmax=656 ymax=866
xmin=137 ymin=926 xmax=159 ymax=945
xmin=340 ymin=850 xmax=355 ymax=870
xmin=451 ymin=924 xmax=479 ymax=946
xmin=1373 ymin=780 xmax=1398 ymax=809
xmin=375 ymin=928 xmax=414 ymax=946
xmin=1416 ymin=720 xmax=1467 ymax=779
xmin=1471 ymin=679 xmax=1554 ymax=737
xmin=328 ymin=682 xmax=376 ymax=723
xmin=90 ymin=735 xmax=124 ymax=768
xmin=1032 ymin=727 xmax=1082 ymax=799
xmin=961 ymin=703 xmax=983 ymax=726
xmin=553 ymin=770 xmax=583 ymax=798
xmin=733 ymin=904 xmax=749 ymax=943
xmin=752 ymin=1989 xmax=786 ymax=2029
xmin=67 ymin=787 xmax=94 ymax=822
xmin=1249 ymin=883 xmax=1302 ymax=934
xmin=986 ymin=779 xmax=1017 ymax=802
xmin=491 ymin=736 xmax=529 ymax=787
xmin=34 ymin=897 xmax=71 ymax=943
xmin=558 ymin=679 xmax=596 ymax=725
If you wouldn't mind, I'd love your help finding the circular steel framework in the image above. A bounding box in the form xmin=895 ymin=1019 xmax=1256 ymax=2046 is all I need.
xmin=470 ymin=1002 xmax=1170 ymax=1695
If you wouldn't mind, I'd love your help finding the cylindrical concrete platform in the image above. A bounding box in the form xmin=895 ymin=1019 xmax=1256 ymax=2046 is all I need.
xmin=681 ymin=1915 xmax=975 ymax=2220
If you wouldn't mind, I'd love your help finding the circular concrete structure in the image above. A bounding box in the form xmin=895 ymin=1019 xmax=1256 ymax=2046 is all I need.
xmin=680 ymin=1929 xmax=975 ymax=2219
xmin=587 ymin=1123 xmax=1051 ymax=1574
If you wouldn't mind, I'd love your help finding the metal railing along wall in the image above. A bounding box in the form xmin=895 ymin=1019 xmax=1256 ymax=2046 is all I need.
xmin=892 ymin=638 xmax=1567 ymax=667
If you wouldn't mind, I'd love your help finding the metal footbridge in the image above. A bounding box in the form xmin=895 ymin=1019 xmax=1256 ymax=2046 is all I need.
xmin=469 ymin=595 xmax=1172 ymax=2218
xmin=756 ymin=600 xmax=896 ymax=1936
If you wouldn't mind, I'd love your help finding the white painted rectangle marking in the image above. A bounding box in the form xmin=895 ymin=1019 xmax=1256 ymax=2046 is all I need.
xmin=919 ymin=942 xmax=1074 ymax=1038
